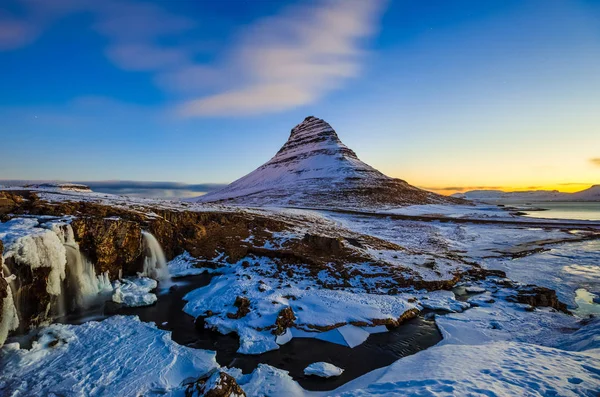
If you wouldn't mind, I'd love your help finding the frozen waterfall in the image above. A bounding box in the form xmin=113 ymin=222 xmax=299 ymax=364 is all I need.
xmin=141 ymin=231 xmax=170 ymax=280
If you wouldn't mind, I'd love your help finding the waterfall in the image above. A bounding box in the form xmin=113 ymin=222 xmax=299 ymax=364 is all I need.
xmin=63 ymin=244 xmax=111 ymax=310
xmin=51 ymin=223 xmax=111 ymax=312
xmin=141 ymin=231 xmax=170 ymax=280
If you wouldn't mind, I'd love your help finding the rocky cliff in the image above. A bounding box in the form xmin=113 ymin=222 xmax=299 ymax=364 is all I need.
xmin=198 ymin=116 xmax=463 ymax=209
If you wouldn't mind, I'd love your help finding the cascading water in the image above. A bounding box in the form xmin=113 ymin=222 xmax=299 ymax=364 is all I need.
xmin=54 ymin=223 xmax=111 ymax=312
xmin=141 ymin=231 xmax=170 ymax=280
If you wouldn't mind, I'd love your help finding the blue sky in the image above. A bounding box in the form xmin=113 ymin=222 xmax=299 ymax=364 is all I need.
xmin=1 ymin=0 xmax=599 ymax=193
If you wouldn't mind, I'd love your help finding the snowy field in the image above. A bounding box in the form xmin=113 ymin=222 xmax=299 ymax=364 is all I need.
xmin=1 ymin=189 xmax=600 ymax=396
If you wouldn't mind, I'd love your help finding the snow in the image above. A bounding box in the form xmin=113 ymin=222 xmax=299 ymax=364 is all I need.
xmin=112 ymin=277 xmax=158 ymax=307
xmin=332 ymin=342 xmax=600 ymax=396
xmin=0 ymin=316 xmax=219 ymax=396
xmin=458 ymin=185 xmax=600 ymax=202
xmin=304 ymin=362 xmax=344 ymax=378
xmin=484 ymin=239 xmax=600 ymax=308
xmin=233 ymin=364 xmax=305 ymax=397
xmin=0 ymin=218 xmax=67 ymax=295
xmin=418 ymin=290 xmax=470 ymax=313
xmin=168 ymin=252 xmax=222 ymax=278
xmin=182 ymin=257 xmax=418 ymax=354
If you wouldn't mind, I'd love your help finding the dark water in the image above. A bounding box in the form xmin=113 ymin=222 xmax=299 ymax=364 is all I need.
xmin=62 ymin=275 xmax=441 ymax=391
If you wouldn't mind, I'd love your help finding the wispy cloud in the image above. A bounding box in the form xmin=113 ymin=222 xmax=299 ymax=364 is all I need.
xmin=1 ymin=0 xmax=386 ymax=117
xmin=175 ymin=0 xmax=386 ymax=117
xmin=590 ymin=158 xmax=600 ymax=167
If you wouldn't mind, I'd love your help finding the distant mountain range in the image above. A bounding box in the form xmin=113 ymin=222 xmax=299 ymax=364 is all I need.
xmin=452 ymin=185 xmax=600 ymax=202
xmin=198 ymin=116 xmax=462 ymax=209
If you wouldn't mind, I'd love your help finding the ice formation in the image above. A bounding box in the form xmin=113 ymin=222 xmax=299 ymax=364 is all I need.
xmin=112 ymin=277 xmax=158 ymax=307
xmin=304 ymin=362 xmax=344 ymax=378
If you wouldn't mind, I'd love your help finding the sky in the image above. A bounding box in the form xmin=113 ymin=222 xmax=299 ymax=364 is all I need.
xmin=1 ymin=0 xmax=599 ymax=195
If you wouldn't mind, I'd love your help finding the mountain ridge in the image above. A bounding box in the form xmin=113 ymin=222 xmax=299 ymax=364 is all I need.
xmin=454 ymin=185 xmax=600 ymax=202
xmin=198 ymin=116 xmax=463 ymax=209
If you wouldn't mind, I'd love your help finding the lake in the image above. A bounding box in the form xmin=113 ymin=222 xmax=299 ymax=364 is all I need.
xmin=522 ymin=202 xmax=600 ymax=221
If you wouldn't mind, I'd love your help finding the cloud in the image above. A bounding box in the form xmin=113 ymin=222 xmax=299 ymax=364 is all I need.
xmin=0 ymin=17 xmax=37 ymax=50
xmin=590 ymin=158 xmax=600 ymax=167
xmin=175 ymin=0 xmax=386 ymax=117
xmin=2 ymin=0 xmax=386 ymax=117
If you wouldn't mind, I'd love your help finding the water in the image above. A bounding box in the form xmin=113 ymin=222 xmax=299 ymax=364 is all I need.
xmin=522 ymin=202 xmax=600 ymax=221
xmin=62 ymin=274 xmax=442 ymax=391
xmin=141 ymin=231 xmax=170 ymax=280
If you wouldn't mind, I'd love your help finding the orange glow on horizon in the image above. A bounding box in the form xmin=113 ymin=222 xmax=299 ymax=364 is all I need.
xmin=422 ymin=183 xmax=596 ymax=196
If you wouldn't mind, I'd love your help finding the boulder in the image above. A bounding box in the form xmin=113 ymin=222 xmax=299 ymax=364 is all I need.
xmin=272 ymin=306 xmax=296 ymax=336
xmin=227 ymin=296 xmax=251 ymax=319
xmin=185 ymin=371 xmax=246 ymax=397
xmin=509 ymin=285 xmax=569 ymax=313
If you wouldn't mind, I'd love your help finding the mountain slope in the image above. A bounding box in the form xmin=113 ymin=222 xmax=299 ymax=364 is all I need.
xmin=198 ymin=116 xmax=462 ymax=209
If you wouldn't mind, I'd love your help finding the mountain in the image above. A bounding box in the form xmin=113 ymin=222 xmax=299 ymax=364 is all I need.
xmin=571 ymin=185 xmax=600 ymax=201
xmin=198 ymin=116 xmax=462 ymax=209
xmin=454 ymin=185 xmax=600 ymax=202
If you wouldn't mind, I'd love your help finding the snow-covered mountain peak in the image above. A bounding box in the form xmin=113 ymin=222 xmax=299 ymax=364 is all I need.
xmin=271 ymin=116 xmax=361 ymax=166
xmin=198 ymin=116 xmax=461 ymax=209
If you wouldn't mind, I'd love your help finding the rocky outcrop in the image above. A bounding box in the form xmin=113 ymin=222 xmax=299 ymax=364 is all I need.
xmin=227 ymin=296 xmax=251 ymax=319
xmin=272 ymin=306 xmax=295 ymax=336
xmin=199 ymin=116 xmax=465 ymax=209
xmin=509 ymin=285 xmax=569 ymax=313
xmin=0 ymin=192 xmax=24 ymax=217
xmin=185 ymin=372 xmax=245 ymax=397
xmin=302 ymin=233 xmax=344 ymax=255
xmin=71 ymin=217 xmax=143 ymax=277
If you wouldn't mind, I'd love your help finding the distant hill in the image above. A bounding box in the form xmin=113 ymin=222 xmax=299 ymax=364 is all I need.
xmin=198 ymin=116 xmax=463 ymax=209
xmin=453 ymin=185 xmax=600 ymax=202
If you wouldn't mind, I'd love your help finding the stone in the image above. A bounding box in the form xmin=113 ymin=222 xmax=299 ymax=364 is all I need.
xmin=185 ymin=371 xmax=245 ymax=397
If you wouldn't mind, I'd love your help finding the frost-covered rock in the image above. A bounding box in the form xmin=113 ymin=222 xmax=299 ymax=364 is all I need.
xmin=112 ymin=277 xmax=157 ymax=307
xmin=0 ymin=316 xmax=219 ymax=396
xmin=0 ymin=218 xmax=67 ymax=296
xmin=304 ymin=362 xmax=344 ymax=378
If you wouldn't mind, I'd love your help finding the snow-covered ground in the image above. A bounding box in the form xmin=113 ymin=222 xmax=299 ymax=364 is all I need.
xmin=0 ymin=316 xmax=219 ymax=396
xmin=2 ymin=189 xmax=600 ymax=395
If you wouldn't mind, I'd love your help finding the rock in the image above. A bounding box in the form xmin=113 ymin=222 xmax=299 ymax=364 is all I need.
xmin=0 ymin=192 xmax=24 ymax=216
xmin=272 ymin=306 xmax=296 ymax=336
xmin=304 ymin=362 xmax=344 ymax=378
xmin=227 ymin=296 xmax=251 ymax=319
xmin=71 ymin=217 xmax=143 ymax=277
xmin=509 ymin=285 xmax=569 ymax=313
xmin=302 ymin=233 xmax=344 ymax=255
xmin=185 ymin=371 xmax=246 ymax=397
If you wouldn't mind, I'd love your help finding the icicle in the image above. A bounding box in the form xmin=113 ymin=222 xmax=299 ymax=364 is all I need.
xmin=141 ymin=231 xmax=170 ymax=280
